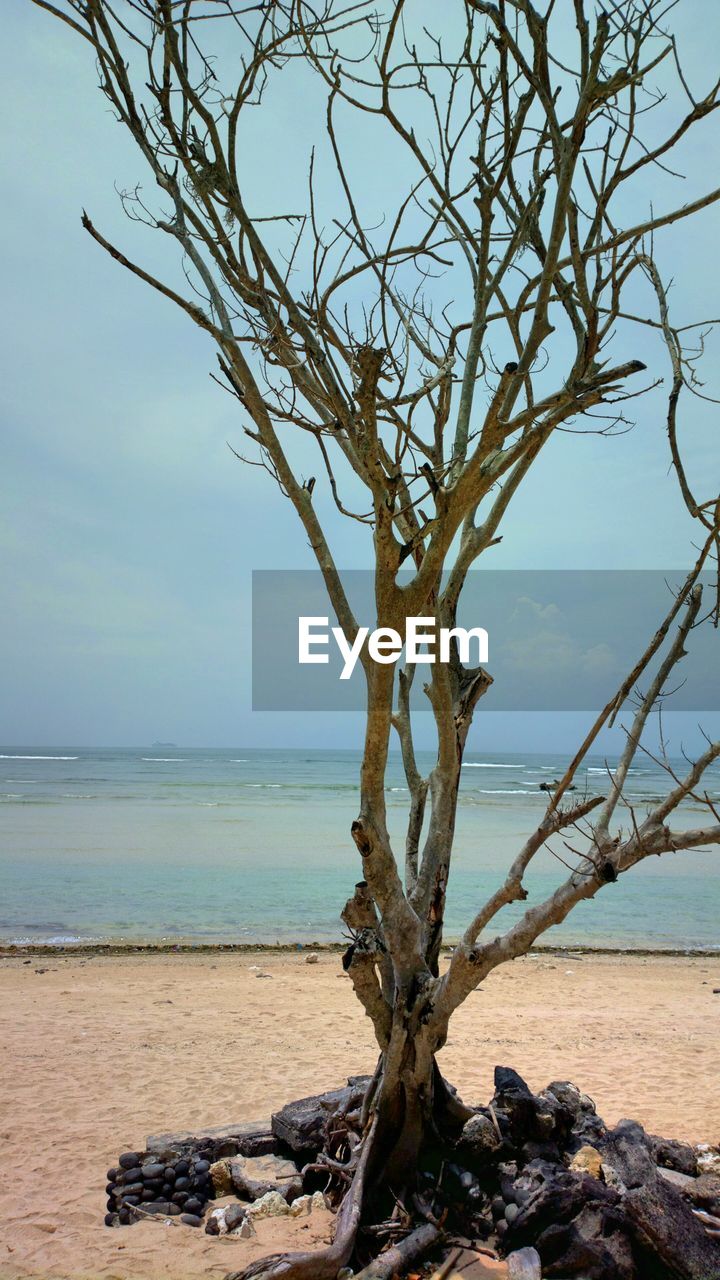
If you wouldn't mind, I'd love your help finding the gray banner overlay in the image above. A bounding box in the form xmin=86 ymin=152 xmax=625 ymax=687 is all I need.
xmin=252 ymin=570 xmax=719 ymax=712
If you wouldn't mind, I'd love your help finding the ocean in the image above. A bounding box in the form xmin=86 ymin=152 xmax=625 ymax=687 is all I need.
xmin=0 ymin=747 xmax=718 ymax=951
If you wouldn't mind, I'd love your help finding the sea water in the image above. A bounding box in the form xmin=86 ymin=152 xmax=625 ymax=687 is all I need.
xmin=0 ymin=747 xmax=718 ymax=950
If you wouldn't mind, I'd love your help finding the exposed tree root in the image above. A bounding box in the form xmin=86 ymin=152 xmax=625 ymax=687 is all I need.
xmin=352 ymin=1222 xmax=441 ymax=1279
xmin=225 ymin=1118 xmax=377 ymax=1280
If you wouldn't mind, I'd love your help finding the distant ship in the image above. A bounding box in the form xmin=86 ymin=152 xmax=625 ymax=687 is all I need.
xmin=152 ymin=741 xmax=177 ymax=748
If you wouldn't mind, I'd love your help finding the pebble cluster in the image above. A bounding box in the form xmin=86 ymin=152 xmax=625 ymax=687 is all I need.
xmin=105 ymin=1150 xmax=213 ymax=1228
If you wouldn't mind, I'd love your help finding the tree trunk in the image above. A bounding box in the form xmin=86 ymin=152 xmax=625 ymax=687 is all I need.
xmin=363 ymin=1005 xmax=470 ymax=1202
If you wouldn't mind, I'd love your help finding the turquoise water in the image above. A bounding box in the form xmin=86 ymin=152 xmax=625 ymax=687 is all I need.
xmin=0 ymin=747 xmax=718 ymax=949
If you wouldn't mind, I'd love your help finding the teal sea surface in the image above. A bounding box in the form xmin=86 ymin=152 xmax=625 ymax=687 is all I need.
xmin=1 ymin=747 xmax=718 ymax=950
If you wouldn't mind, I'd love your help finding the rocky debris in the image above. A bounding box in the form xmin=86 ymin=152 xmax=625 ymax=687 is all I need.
xmin=209 ymin=1159 xmax=233 ymax=1197
xmin=105 ymin=1068 xmax=720 ymax=1278
xmin=650 ymin=1135 xmax=699 ymax=1177
xmin=456 ymin=1111 xmax=504 ymax=1164
xmin=146 ymin=1118 xmax=277 ymax=1163
xmin=288 ymin=1192 xmax=326 ymax=1217
xmin=471 ymin=1066 xmax=720 ymax=1280
xmin=697 ymin=1143 xmax=720 ymax=1177
xmin=205 ymin=1203 xmax=248 ymax=1236
xmin=623 ymin=1178 xmax=720 ymax=1278
xmin=506 ymin=1247 xmax=541 ymax=1279
xmin=504 ymin=1244 xmax=538 ymax=1274
xmin=689 ymin=1174 xmax=720 ymax=1215
xmin=569 ymin=1145 xmax=603 ymax=1179
xmin=245 ymin=1189 xmax=326 ymax=1220
xmin=226 ymin=1153 xmax=304 ymax=1203
xmin=305 ymin=953 xmax=319 ymax=964
xmin=270 ymin=1076 xmax=371 ymax=1155
xmin=540 ymin=1202 xmax=635 ymax=1279
xmin=104 ymin=1151 xmax=213 ymax=1228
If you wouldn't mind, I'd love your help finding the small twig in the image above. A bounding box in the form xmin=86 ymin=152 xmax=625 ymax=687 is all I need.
xmin=125 ymin=1203 xmax=179 ymax=1226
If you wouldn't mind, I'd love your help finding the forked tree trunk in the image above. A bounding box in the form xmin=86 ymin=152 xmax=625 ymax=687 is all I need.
xmin=369 ymin=1022 xmax=438 ymax=1192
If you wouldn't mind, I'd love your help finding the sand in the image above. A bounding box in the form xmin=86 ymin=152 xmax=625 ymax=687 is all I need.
xmin=1 ymin=949 xmax=718 ymax=1280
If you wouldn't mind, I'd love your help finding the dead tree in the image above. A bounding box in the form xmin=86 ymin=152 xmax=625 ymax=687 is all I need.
xmin=29 ymin=2 xmax=720 ymax=1276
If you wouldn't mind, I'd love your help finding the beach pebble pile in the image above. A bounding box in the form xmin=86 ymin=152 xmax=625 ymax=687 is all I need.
xmin=104 ymin=1150 xmax=213 ymax=1227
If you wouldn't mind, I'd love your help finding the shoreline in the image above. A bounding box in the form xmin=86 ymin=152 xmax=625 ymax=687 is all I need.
xmin=2 ymin=939 xmax=719 ymax=958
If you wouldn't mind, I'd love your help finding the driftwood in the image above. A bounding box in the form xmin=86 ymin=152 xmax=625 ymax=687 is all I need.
xmin=352 ymin=1223 xmax=442 ymax=1279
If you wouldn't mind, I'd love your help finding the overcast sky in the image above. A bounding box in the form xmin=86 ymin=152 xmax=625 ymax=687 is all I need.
xmin=1 ymin=2 xmax=719 ymax=753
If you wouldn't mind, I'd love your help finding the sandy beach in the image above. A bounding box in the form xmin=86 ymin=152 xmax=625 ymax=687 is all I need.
xmin=1 ymin=949 xmax=718 ymax=1280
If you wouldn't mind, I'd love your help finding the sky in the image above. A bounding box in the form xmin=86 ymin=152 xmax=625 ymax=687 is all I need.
xmin=1 ymin=1 xmax=719 ymax=753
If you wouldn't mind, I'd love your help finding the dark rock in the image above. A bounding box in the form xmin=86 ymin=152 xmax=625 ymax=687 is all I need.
xmin=623 ymin=1178 xmax=720 ymax=1279
xmin=491 ymin=1195 xmax=506 ymax=1220
xmin=539 ymin=1204 xmax=635 ymax=1280
xmin=545 ymin=1080 xmax=596 ymax=1116
xmin=205 ymin=1215 xmax=220 ymax=1235
xmin=120 ymin=1182 xmax=144 ymax=1198
xmin=163 ymin=1166 xmax=176 ymax=1182
xmin=143 ymin=1178 xmax=164 ymax=1192
xmin=567 ymin=1112 xmax=608 ymax=1152
xmin=172 ymin=1191 xmax=189 ymax=1206
xmin=105 ymin=1182 xmax=116 ymax=1196
xmin=494 ymin=1068 xmax=573 ymax=1150
xmin=456 ymin=1112 xmax=502 ymax=1165
xmin=106 ymin=1168 xmax=119 ymax=1182
xmin=174 ymin=1159 xmax=190 ymax=1176
xmin=603 ymin=1119 xmax=656 ymax=1190
xmin=224 ymin=1203 xmax=246 ymax=1232
xmin=184 ymin=1197 xmax=203 ymax=1215
xmin=141 ymin=1188 xmax=156 ymax=1201
xmin=162 ymin=1183 xmax=172 ymax=1197
xmin=146 ymin=1119 xmax=278 ymax=1163
xmin=520 ymin=1141 xmax=562 ymax=1166
xmin=121 ymin=1195 xmax=140 ymax=1206
xmin=174 ymin=1177 xmax=190 ymax=1192
xmin=505 ymin=1202 xmax=520 ymax=1224
xmin=658 ymin=1168 xmax=697 ymax=1194
xmin=118 ymin=1152 xmax=142 ymax=1170
xmin=505 ymin=1170 xmax=618 ymax=1248
xmin=180 ymin=1213 xmax=203 ymax=1228
xmin=118 ymin=1208 xmax=130 ymax=1225
xmin=106 ymin=1198 xmax=116 ymax=1213
xmin=166 ymin=1203 xmax=181 ymax=1216
xmin=650 ymin=1136 xmax=699 ymax=1177
xmin=536 ymin=1090 xmax=576 ymax=1141
xmin=495 ymin=1067 xmax=533 ymax=1095
xmin=193 ymin=1159 xmax=210 ymax=1175
xmin=141 ymin=1162 xmax=165 ymax=1180
xmin=271 ymin=1077 xmax=371 ymax=1155
xmin=104 ymin=1213 xmax=116 ymax=1227
xmin=512 ymin=1172 xmax=541 ymax=1209
xmin=499 ymin=1164 xmax=519 ymax=1201
xmin=140 ymin=1200 xmax=172 ymax=1216
xmin=689 ymin=1174 xmax=720 ymax=1214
